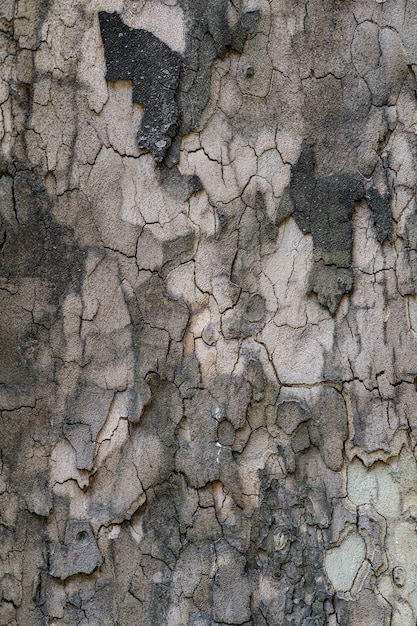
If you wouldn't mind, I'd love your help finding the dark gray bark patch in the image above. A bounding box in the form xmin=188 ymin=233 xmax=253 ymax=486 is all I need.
xmin=249 ymin=455 xmax=335 ymax=625
xmin=99 ymin=11 xmax=182 ymax=163
xmin=0 ymin=165 xmax=85 ymax=406
xmin=277 ymin=143 xmax=393 ymax=313
xmin=222 ymin=291 xmax=267 ymax=339
xmin=99 ymin=4 xmax=257 ymax=164
xmin=0 ymin=167 xmax=84 ymax=305
xmin=365 ymin=186 xmax=393 ymax=244
xmin=49 ymin=521 xmax=103 ymax=580
xmin=0 ymin=230 xmax=5 ymax=268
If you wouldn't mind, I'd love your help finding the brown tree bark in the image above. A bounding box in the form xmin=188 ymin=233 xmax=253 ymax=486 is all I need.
xmin=1 ymin=0 xmax=417 ymax=624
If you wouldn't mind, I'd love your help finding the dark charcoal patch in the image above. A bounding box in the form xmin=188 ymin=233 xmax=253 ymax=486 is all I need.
xmin=99 ymin=11 xmax=182 ymax=163
xmin=283 ymin=142 xmax=362 ymax=267
xmin=99 ymin=5 xmax=256 ymax=164
xmin=365 ymin=186 xmax=393 ymax=244
xmin=277 ymin=143 xmax=394 ymax=313
xmin=277 ymin=142 xmax=362 ymax=313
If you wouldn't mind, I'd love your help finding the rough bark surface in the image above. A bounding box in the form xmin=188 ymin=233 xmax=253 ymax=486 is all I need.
xmin=1 ymin=0 xmax=417 ymax=624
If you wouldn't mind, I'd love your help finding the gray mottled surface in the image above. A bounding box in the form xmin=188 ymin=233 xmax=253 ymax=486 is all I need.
xmin=1 ymin=0 xmax=417 ymax=624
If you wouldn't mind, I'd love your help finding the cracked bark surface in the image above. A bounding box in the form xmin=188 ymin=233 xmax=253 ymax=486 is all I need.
xmin=2 ymin=0 xmax=417 ymax=624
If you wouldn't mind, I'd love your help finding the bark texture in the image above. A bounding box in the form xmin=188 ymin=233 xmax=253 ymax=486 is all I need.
xmin=1 ymin=0 xmax=417 ymax=624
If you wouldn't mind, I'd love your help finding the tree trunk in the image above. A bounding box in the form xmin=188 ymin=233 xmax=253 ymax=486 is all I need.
xmin=1 ymin=0 xmax=417 ymax=624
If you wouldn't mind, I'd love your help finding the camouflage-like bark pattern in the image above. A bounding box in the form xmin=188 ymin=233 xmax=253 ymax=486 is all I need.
xmin=1 ymin=0 xmax=417 ymax=624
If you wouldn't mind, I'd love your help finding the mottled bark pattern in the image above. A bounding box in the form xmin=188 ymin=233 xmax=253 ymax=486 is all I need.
xmin=1 ymin=0 xmax=417 ymax=625
xmin=99 ymin=12 xmax=182 ymax=162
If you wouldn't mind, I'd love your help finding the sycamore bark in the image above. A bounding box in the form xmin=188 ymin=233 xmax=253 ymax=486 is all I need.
xmin=1 ymin=1 xmax=417 ymax=624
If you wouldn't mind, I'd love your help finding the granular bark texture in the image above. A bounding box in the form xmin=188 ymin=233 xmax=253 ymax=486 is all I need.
xmin=1 ymin=0 xmax=417 ymax=624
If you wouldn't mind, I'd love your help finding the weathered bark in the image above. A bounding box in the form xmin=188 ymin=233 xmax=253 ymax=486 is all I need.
xmin=1 ymin=0 xmax=417 ymax=624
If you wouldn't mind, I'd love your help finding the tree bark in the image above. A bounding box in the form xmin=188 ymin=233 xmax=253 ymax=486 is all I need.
xmin=1 ymin=0 xmax=417 ymax=624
